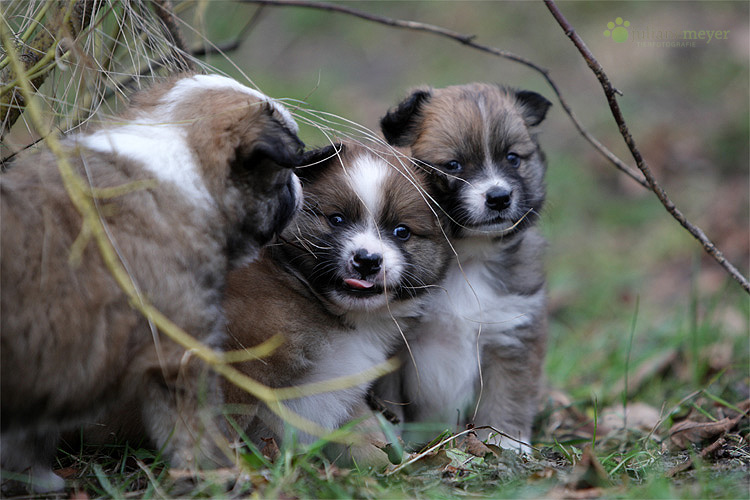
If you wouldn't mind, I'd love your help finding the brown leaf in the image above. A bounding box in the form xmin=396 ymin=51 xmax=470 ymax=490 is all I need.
xmin=546 ymin=485 xmax=605 ymax=499
xmin=566 ymin=446 xmax=611 ymax=490
xmin=701 ymin=342 xmax=734 ymax=373
xmin=68 ymin=490 xmax=91 ymax=500
xmin=464 ymin=431 xmax=494 ymax=457
xmin=600 ymin=402 xmax=661 ymax=434
xmin=668 ymin=416 xmax=740 ymax=450
xmin=53 ymin=466 xmax=79 ymax=479
xmin=261 ymin=437 xmax=280 ymax=461
xmin=404 ymin=449 xmax=452 ymax=472
xmin=529 ymin=467 xmax=557 ymax=480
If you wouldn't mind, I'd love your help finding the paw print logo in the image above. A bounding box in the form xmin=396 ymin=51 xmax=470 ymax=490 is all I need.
xmin=604 ymin=17 xmax=630 ymax=43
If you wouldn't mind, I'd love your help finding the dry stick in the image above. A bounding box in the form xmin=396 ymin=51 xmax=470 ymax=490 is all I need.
xmin=543 ymin=0 xmax=749 ymax=294
xmin=151 ymin=0 xmax=195 ymax=72
xmin=246 ymin=0 xmax=748 ymax=294
xmin=192 ymin=4 xmax=267 ymax=57
xmin=242 ymin=0 xmax=649 ymax=189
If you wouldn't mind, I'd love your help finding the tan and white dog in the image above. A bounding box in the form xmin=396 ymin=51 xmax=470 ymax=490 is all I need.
xmin=377 ymin=83 xmax=551 ymax=452
xmin=222 ymin=142 xmax=450 ymax=465
xmin=0 ymin=74 xmax=303 ymax=492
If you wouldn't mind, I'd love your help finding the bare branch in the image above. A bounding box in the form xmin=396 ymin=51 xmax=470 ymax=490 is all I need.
xmin=191 ymin=4 xmax=267 ymax=57
xmin=241 ymin=0 xmax=650 ymax=188
xmin=150 ymin=0 xmax=194 ymax=72
xmin=543 ymin=0 xmax=748 ymax=293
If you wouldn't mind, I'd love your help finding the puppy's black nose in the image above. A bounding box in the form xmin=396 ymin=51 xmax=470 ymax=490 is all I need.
xmin=485 ymin=187 xmax=512 ymax=211
xmin=352 ymin=249 xmax=382 ymax=276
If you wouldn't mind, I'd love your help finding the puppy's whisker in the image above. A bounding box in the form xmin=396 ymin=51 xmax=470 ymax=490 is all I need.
xmin=278 ymin=234 xmax=314 ymax=254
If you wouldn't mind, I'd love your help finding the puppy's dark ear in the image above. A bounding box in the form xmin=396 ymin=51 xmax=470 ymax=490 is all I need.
xmin=241 ymin=116 xmax=306 ymax=170
xmin=251 ymin=135 xmax=305 ymax=169
xmin=296 ymin=143 xmax=345 ymax=184
xmin=515 ymin=90 xmax=552 ymax=127
xmin=380 ymin=88 xmax=433 ymax=147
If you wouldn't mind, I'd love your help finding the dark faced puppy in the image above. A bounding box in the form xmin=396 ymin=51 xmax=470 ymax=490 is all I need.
xmin=223 ymin=141 xmax=450 ymax=466
xmin=377 ymin=83 xmax=551 ymax=451
xmin=0 ymin=74 xmax=303 ymax=492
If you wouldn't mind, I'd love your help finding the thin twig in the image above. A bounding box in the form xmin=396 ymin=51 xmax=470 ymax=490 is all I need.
xmin=543 ymin=0 xmax=749 ymax=294
xmin=150 ymin=0 xmax=194 ymax=72
xmin=191 ymin=4 xmax=267 ymax=57
xmin=241 ymin=0 xmax=649 ymax=188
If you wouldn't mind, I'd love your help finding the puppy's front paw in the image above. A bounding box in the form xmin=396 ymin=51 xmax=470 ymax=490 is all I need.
xmin=0 ymin=465 xmax=65 ymax=495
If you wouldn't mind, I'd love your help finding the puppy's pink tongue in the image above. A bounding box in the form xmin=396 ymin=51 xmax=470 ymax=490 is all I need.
xmin=344 ymin=278 xmax=375 ymax=290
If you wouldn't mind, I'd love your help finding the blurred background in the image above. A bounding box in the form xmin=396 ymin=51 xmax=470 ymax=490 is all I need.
xmin=3 ymin=0 xmax=748 ymax=422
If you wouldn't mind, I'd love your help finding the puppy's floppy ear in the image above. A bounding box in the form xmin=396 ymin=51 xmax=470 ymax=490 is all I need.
xmin=251 ymin=133 xmax=305 ymax=168
xmin=239 ymin=118 xmax=305 ymax=171
xmin=515 ymin=90 xmax=552 ymax=127
xmin=296 ymin=143 xmax=345 ymax=184
xmin=380 ymin=87 xmax=433 ymax=147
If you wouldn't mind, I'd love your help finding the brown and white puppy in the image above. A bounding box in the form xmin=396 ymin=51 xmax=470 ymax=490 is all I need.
xmin=222 ymin=142 xmax=450 ymax=465
xmin=377 ymin=83 xmax=551 ymax=452
xmin=0 ymin=74 xmax=303 ymax=492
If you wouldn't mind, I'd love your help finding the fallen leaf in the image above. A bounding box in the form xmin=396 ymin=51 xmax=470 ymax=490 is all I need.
xmin=565 ymin=446 xmax=611 ymax=490
xmin=600 ymin=402 xmax=661 ymax=434
xmin=546 ymin=485 xmax=605 ymax=499
xmin=68 ymin=490 xmax=91 ymax=500
xmin=464 ymin=432 xmax=494 ymax=457
xmin=260 ymin=437 xmax=280 ymax=461
xmin=666 ymin=436 xmax=728 ymax=477
xmin=402 ymin=449 xmax=452 ymax=473
xmin=701 ymin=342 xmax=734 ymax=373
xmin=529 ymin=467 xmax=558 ymax=480
xmin=668 ymin=416 xmax=740 ymax=450
xmin=53 ymin=466 xmax=79 ymax=479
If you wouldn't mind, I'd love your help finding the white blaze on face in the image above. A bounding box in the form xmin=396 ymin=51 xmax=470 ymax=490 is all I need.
xmin=341 ymin=155 xmax=405 ymax=285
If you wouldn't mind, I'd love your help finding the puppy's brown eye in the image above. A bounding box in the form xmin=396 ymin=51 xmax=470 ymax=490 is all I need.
xmin=393 ymin=224 xmax=411 ymax=241
xmin=328 ymin=214 xmax=346 ymax=227
xmin=444 ymin=160 xmax=463 ymax=172
xmin=506 ymin=153 xmax=521 ymax=168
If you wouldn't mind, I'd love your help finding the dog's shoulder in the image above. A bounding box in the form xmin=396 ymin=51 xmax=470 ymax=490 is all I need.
xmin=224 ymin=254 xmax=340 ymax=384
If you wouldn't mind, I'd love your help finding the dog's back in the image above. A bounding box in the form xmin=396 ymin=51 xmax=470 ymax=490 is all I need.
xmin=1 ymin=146 xmax=223 ymax=423
xmin=1 ymin=74 xmax=303 ymax=492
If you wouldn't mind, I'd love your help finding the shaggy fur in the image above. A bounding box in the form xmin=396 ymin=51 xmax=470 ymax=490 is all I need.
xmin=377 ymin=83 xmax=551 ymax=451
xmin=0 ymin=74 xmax=303 ymax=492
xmin=222 ymin=142 xmax=450 ymax=465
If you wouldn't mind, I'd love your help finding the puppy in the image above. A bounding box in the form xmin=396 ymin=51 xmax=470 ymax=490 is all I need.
xmin=222 ymin=141 xmax=450 ymax=465
xmin=0 ymin=74 xmax=303 ymax=492
xmin=377 ymin=83 xmax=551 ymax=451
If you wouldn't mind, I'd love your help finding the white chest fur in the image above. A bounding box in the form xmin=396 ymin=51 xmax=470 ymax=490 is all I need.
xmin=402 ymin=237 xmax=545 ymax=424
xmin=281 ymin=315 xmax=403 ymax=442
